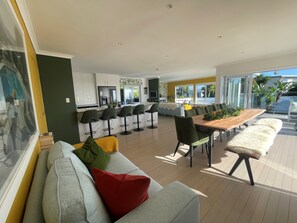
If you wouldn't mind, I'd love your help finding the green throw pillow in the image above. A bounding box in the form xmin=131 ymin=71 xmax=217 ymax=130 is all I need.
xmin=73 ymin=136 xmax=110 ymax=172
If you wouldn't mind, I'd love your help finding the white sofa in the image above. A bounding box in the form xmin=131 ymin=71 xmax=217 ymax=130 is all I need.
xmin=158 ymin=103 xmax=185 ymax=116
xmin=23 ymin=137 xmax=199 ymax=223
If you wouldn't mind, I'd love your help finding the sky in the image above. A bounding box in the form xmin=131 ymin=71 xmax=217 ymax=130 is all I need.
xmin=260 ymin=68 xmax=297 ymax=76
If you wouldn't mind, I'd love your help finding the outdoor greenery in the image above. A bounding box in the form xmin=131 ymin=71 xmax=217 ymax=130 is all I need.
xmin=252 ymin=74 xmax=293 ymax=109
xmin=203 ymin=107 xmax=243 ymax=121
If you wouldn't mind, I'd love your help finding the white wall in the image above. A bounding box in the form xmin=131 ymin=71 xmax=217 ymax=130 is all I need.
xmin=216 ymin=51 xmax=297 ymax=102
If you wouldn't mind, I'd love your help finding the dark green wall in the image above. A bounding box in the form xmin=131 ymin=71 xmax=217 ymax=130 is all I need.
xmin=37 ymin=55 xmax=79 ymax=144
xmin=148 ymin=78 xmax=159 ymax=101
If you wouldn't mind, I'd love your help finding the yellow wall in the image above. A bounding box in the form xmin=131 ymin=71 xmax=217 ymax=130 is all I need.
xmin=6 ymin=1 xmax=48 ymax=222
xmin=167 ymin=76 xmax=216 ymax=103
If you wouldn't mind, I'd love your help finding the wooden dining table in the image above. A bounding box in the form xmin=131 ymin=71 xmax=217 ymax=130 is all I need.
xmin=192 ymin=109 xmax=265 ymax=167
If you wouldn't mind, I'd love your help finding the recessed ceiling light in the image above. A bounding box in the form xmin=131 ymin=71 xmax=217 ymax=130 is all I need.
xmin=167 ymin=4 xmax=173 ymax=9
xmin=156 ymin=68 xmax=160 ymax=71
xmin=241 ymin=51 xmax=245 ymax=54
xmin=217 ymin=35 xmax=223 ymax=38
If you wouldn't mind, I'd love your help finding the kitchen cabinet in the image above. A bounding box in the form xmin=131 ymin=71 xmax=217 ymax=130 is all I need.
xmin=95 ymin=73 xmax=120 ymax=86
xmin=73 ymin=72 xmax=97 ymax=106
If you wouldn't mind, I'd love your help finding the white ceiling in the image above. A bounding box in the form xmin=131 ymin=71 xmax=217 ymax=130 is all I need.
xmin=24 ymin=0 xmax=297 ymax=82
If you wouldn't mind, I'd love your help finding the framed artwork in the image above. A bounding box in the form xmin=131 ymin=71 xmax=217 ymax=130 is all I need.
xmin=0 ymin=0 xmax=37 ymax=214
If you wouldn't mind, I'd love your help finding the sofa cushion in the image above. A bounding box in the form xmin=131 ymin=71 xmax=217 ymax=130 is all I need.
xmin=43 ymin=157 xmax=111 ymax=223
xmin=105 ymin=152 xmax=139 ymax=174
xmin=47 ymin=141 xmax=75 ymax=170
xmin=73 ymin=136 xmax=110 ymax=172
xmin=92 ymin=168 xmax=150 ymax=221
xmin=128 ymin=169 xmax=163 ymax=197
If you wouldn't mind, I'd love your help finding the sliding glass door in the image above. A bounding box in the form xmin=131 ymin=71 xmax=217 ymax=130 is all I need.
xmin=225 ymin=76 xmax=251 ymax=108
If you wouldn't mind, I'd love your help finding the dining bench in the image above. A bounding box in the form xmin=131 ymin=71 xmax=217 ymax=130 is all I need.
xmin=225 ymin=118 xmax=282 ymax=185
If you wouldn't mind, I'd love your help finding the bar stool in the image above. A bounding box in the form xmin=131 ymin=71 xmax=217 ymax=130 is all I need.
xmin=100 ymin=108 xmax=116 ymax=136
xmin=118 ymin=106 xmax=133 ymax=135
xmin=80 ymin=110 xmax=100 ymax=138
xmin=133 ymin=104 xmax=145 ymax=132
xmin=145 ymin=103 xmax=159 ymax=129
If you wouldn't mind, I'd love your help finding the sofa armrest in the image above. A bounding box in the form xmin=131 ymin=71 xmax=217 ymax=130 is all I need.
xmin=23 ymin=150 xmax=49 ymax=223
xmin=73 ymin=136 xmax=118 ymax=153
xmin=116 ymin=181 xmax=199 ymax=223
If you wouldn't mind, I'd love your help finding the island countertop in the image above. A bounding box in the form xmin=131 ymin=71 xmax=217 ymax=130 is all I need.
xmin=76 ymin=102 xmax=158 ymax=142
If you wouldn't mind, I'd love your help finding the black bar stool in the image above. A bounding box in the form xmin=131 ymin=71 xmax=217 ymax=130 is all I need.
xmin=118 ymin=106 xmax=133 ymax=135
xmin=80 ymin=110 xmax=100 ymax=138
xmin=100 ymin=108 xmax=116 ymax=136
xmin=133 ymin=104 xmax=145 ymax=132
xmin=145 ymin=103 xmax=159 ymax=129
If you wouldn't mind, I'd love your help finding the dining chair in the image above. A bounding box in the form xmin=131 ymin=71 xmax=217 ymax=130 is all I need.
xmin=205 ymin=105 xmax=214 ymax=113
xmin=184 ymin=108 xmax=196 ymax=117
xmin=213 ymin=104 xmax=221 ymax=111
xmin=196 ymin=106 xmax=207 ymax=115
xmin=173 ymin=116 xmax=209 ymax=167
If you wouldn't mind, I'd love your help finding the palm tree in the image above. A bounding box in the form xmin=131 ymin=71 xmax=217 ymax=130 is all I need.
xmin=273 ymin=80 xmax=293 ymax=102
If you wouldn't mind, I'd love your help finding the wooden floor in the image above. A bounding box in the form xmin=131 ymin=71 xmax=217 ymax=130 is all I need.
xmin=116 ymin=114 xmax=297 ymax=223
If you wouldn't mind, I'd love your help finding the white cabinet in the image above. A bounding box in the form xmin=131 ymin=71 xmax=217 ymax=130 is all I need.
xmin=73 ymin=72 xmax=97 ymax=106
xmin=95 ymin=73 xmax=120 ymax=86
xmin=96 ymin=73 xmax=121 ymax=103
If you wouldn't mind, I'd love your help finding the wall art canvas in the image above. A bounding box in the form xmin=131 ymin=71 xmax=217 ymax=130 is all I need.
xmin=0 ymin=0 xmax=36 ymax=200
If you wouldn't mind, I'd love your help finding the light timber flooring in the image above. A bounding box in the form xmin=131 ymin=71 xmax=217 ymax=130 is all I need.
xmin=116 ymin=114 xmax=297 ymax=223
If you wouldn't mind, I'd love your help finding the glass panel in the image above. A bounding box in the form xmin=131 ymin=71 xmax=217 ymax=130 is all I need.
xmin=123 ymin=85 xmax=140 ymax=104
xmin=196 ymin=83 xmax=215 ymax=104
xmin=225 ymin=77 xmax=247 ymax=108
xmin=175 ymin=85 xmax=194 ymax=103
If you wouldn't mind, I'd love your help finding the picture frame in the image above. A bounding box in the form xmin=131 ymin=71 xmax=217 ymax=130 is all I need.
xmin=0 ymin=0 xmax=38 ymax=217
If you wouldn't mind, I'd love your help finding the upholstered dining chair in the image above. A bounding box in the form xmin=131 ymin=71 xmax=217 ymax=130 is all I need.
xmin=196 ymin=106 xmax=207 ymax=115
xmin=205 ymin=105 xmax=214 ymax=113
xmin=213 ymin=104 xmax=221 ymax=111
xmin=220 ymin=103 xmax=227 ymax=110
xmin=184 ymin=108 xmax=196 ymax=117
xmin=173 ymin=116 xmax=209 ymax=167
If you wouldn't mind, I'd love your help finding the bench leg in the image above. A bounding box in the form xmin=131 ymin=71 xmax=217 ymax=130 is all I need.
xmin=229 ymin=156 xmax=244 ymax=175
xmin=229 ymin=155 xmax=255 ymax=186
xmin=244 ymin=157 xmax=255 ymax=185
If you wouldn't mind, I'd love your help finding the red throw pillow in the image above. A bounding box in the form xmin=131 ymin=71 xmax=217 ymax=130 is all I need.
xmin=92 ymin=168 xmax=150 ymax=221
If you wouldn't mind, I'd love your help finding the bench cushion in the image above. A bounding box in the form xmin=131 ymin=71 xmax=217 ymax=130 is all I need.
xmin=252 ymin=118 xmax=282 ymax=133
xmin=226 ymin=125 xmax=277 ymax=159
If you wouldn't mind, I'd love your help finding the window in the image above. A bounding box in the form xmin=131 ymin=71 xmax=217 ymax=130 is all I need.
xmin=196 ymin=83 xmax=215 ymax=104
xmin=175 ymin=85 xmax=194 ymax=103
xmin=123 ymin=85 xmax=140 ymax=104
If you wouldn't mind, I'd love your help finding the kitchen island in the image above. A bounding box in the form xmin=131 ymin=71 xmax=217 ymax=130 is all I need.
xmin=77 ymin=102 xmax=158 ymax=141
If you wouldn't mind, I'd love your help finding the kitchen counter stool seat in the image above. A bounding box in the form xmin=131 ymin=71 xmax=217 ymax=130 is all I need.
xmin=133 ymin=104 xmax=145 ymax=132
xmin=100 ymin=108 xmax=117 ymax=137
xmin=118 ymin=106 xmax=133 ymax=135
